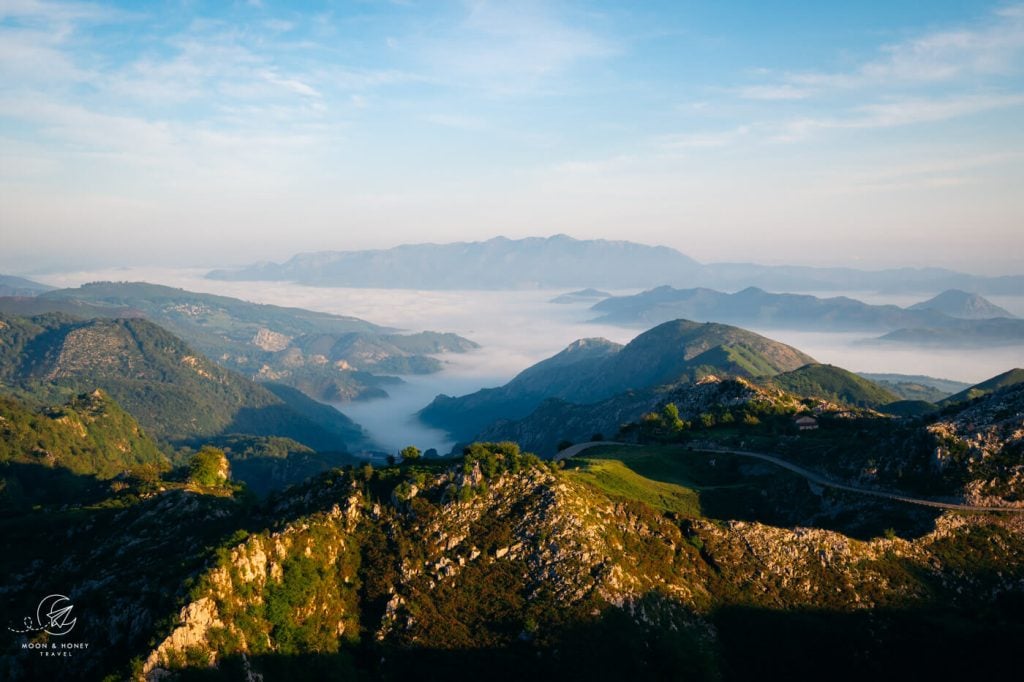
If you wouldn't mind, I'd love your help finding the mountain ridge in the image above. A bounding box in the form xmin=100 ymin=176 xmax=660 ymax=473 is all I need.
xmin=419 ymin=319 xmax=815 ymax=442
xmin=208 ymin=235 xmax=1024 ymax=294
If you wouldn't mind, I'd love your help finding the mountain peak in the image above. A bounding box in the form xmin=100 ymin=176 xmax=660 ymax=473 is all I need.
xmin=564 ymin=337 xmax=617 ymax=352
xmin=908 ymin=289 xmax=1014 ymax=319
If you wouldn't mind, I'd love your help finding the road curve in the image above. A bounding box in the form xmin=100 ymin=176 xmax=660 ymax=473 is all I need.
xmin=557 ymin=441 xmax=1024 ymax=514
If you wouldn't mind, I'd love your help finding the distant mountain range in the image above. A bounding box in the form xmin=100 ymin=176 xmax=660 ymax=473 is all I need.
xmin=589 ymin=286 xmax=1024 ymax=347
xmin=0 ymin=282 xmax=478 ymax=402
xmin=208 ymin=235 xmax=1024 ymax=294
xmin=856 ymin=373 xmax=972 ymax=403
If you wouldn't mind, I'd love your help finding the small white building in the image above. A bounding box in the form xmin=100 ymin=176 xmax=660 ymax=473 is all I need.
xmin=794 ymin=415 xmax=819 ymax=431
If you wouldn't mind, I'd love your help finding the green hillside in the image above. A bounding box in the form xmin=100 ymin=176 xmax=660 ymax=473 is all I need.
xmin=940 ymin=368 xmax=1024 ymax=406
xmin=772 ymin=364 xmax=899 ymax=408
xmin=0 ymin=313 xmax=366 ymax=451
xmin=0 ymin=390 xmax=168 ymax=509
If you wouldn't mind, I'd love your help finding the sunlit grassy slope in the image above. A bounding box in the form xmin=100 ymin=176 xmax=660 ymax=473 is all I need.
xmin=564 ymin=444 xmax=823 ymax=522
xmin=566 ymin=456 xmax=702 ymax=516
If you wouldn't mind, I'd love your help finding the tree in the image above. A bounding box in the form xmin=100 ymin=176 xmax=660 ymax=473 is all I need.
xmin=662 ymin=403 xmax=685 ymax=431
xmin=400 ymin=445 xmax=421 ymax=462
xmin=128 ymin=463 xmax=162 ymax=486
xmin=386 ymin=454 xmax=397 ymax=466
xmin=359 ymin=462 xmax=374 ymax=482
xmin=188 ymin=446 xmax=229 ymax=487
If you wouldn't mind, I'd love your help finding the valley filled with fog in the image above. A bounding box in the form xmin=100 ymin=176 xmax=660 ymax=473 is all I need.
xmin=38 ymin=267 xmax=1024 ymax=454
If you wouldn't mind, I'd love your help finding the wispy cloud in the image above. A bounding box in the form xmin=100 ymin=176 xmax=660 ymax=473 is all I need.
xmin=771 ymin=93 xmax=1024 ymax=142
xmin=733 ymin=84 xmax=810 ymax=101
xmin=690 ymin=6 xmax=1024 ymax=148
xmin=423 ymin=113 xmax=487 ymax=130
xmin=658 ymin=125 xmax=752 ymax=150
xmin=741 ymin=3 xmax=1024 ymax=97
xmin=416 ymin=0 xmax=615 ymax=94
xmin=0 ymin=0 xmax=118 ymax=25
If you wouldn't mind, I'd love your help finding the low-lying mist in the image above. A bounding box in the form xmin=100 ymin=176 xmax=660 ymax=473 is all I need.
xmin=38 ymin=267 xmax=1024 ymax=454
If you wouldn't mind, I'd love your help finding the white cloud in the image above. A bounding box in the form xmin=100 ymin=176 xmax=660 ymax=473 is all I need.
xmin=743 ymin=3 xmax=1024 ymax=97
xmin=259 ymin=70 xmax=322 ymax=98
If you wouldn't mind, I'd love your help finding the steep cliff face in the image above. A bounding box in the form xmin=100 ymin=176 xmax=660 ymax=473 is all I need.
xmin=143 ymin=493 xmax=364 ymax=679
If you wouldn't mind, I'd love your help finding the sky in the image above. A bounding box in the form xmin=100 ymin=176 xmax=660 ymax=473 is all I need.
xmin=1 ymin=0 xmax=1023 ymax=275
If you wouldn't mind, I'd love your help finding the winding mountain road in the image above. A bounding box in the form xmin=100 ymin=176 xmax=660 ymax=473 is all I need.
xmin=556 ymin=441 xmax=1024 ymax=514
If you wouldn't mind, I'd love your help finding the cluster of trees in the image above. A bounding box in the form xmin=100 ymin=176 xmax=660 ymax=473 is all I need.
xmin=630 ymin=402 xmax=766 ymax=443
xmin=462 ymin=441 xmax=544 ymax=480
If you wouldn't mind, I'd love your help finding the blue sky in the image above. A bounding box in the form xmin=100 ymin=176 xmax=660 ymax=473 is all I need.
xmin=1 ymin=0 xmax=1023 ymax=274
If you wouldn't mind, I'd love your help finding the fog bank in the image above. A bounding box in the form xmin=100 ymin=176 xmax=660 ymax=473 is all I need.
xmin=37 ymin=267 xmax=1024 ymax=452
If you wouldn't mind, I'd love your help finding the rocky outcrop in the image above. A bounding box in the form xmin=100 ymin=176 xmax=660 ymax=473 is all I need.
xmin=251 ymin=328 xmax=292 ymax=353
xmin=928 ymin=384 xmax=1024 ymax=505
xmin=141 ymin=490 xmax=363 ymax=680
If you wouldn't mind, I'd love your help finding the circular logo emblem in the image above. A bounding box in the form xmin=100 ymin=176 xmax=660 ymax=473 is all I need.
xmin=36 ymin=594 xmax=77 ymax=636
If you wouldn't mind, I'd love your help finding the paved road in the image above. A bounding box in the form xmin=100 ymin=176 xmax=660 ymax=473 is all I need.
xmin=557 ymin=441 xmax=1024 ymax=514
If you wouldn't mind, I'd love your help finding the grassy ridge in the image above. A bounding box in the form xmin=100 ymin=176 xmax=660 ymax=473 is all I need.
xmin=564 ymin=445 xmax=815 ymax=522
xmin=561 ymin=443 xmax=937 ymax=539
xmin=567 ymin=457 xmax=701 ymax=517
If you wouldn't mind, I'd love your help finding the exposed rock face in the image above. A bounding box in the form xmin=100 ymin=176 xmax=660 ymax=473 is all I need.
xmin=251 ymin=328 xmax=292 ymax=352
xmin=928 ymin=383 xmax=1024 ymax=506
xmin=145 ymin=598 xmax=224 ymax=674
